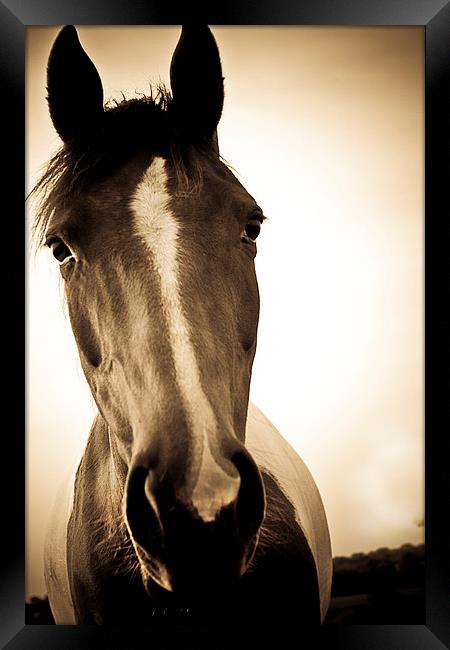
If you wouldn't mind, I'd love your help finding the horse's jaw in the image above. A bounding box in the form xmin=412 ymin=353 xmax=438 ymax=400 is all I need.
xmin=133 ymin=525 xmax=261 ymax=606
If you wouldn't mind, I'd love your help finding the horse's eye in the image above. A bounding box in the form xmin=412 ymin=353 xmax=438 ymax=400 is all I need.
xmin=243 ymin=216 xmax=263 ymax=242
xmin=46 ymin=237 xmax=74 ymax=264
xmin=244 ymin=222 xmax=261 ymax=241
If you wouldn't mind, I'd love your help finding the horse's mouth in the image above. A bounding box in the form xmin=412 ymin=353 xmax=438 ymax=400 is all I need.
xmin=135 ymin=533 xmax=259 ymax=602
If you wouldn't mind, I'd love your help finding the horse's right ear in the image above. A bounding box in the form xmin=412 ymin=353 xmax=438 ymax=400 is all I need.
xmin=170 ymin=26 xmax=224 ymax=148
xmin=47 ymin=26 xmax=104 ymax=143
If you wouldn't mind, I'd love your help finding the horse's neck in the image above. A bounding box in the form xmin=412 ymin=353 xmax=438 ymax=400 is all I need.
xmin=61 ymin=415 xmax=125 ymax=584
xmin=75 ymin=414 xmax=124 ymax=528
xmin=245 ymin=402 xmax=333 ymax=622
xmin=44 ymin=415 xmax=114 ymax=624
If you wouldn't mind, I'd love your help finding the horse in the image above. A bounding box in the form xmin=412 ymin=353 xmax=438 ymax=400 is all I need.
xmin=34 ymin=25 xmax=332 ymax=624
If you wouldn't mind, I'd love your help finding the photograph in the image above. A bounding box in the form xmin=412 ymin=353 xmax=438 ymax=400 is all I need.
xmin=25 ymin=25 xmax=425 ymax=628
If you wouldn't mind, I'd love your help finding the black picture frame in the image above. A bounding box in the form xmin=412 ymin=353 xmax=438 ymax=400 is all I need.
xmin=5 ymin=0 xmax=449 ymax=648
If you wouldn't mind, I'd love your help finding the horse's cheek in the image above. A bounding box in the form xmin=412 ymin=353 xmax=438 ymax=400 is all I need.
xmin=73 ymin=312 xmax=103 ymax=369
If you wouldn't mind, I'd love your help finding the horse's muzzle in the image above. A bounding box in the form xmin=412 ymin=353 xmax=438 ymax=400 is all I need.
xmin=125 ymin=446 xmax=265 ymax=598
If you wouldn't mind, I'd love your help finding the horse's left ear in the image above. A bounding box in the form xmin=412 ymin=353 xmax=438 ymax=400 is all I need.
xmin=170 ymin=26 xmax=224 ymax=151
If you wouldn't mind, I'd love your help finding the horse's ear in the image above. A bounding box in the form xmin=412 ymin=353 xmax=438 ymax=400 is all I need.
xmin=47 ymin=26 xmax=104 ymax=143
xmin=170 ymin=26 xmax=224 ymax=150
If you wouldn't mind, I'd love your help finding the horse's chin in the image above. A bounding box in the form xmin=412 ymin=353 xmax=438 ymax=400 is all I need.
xmin=138 ymin=533 xmax=259 ymax=603
xmin=140 ymin=559 xmax=239 ymax=601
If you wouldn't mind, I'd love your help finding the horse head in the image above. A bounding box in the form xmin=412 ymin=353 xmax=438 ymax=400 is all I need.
xmin=41 ymin=25 xmax=266 ymax=600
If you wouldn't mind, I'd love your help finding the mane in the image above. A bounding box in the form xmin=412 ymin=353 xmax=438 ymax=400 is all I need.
xmin=30 ymin=84 xmax=216 ymax=249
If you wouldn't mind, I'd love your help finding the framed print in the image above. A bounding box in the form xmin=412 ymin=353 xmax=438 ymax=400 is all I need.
xmin=2 ymin=0 xmax=449 ymax=648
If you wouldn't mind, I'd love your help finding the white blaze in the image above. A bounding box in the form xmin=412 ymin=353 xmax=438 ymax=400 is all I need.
xmin=131 ymin=156 xmax=239 ymax=521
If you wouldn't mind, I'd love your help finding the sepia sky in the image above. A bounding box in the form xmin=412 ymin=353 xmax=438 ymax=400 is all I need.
xmin=26 ymin=26 xmax=424 ymax=598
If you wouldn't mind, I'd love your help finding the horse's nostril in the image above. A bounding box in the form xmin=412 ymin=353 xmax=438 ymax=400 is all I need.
xmin=125 ymin=466 xmax=164 ymax=549
xmin=233 ymin=449 xmax=266 ymax=539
